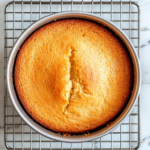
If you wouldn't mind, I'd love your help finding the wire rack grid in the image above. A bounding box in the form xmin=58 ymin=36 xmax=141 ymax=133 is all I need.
xmin=4 ymin=0 xmax=140 ymax=150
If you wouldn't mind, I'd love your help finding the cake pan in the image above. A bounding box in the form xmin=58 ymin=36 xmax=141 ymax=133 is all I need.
xmin=7 ymin=12 xmax=141 ymax=142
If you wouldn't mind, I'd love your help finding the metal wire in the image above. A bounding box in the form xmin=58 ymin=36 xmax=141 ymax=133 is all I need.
xmin=4 ymin=0 xmax=140 ymax=150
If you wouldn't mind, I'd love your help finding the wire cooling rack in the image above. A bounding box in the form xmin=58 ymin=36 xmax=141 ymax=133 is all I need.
xmin=4 ymin=0 xmax=140 ymax=150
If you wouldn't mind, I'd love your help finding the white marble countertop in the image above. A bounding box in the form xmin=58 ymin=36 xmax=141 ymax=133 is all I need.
xmin=0 ymin=0 xmax=150 ymax=149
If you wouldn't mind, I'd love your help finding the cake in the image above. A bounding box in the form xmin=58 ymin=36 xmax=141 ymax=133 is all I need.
xmin=14 ymin=19 xmax=133 ymax=133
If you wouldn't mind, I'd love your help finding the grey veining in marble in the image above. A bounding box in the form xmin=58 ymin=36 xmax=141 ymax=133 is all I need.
xmin=138 ymin=0 xmax=150 ymax=149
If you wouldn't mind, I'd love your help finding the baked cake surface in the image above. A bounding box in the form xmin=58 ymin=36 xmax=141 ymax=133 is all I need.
xmin=14 ymin=19 xmax=133 ymax=133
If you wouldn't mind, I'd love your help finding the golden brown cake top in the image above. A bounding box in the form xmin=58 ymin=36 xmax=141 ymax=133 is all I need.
xmin=14 ymin=19 xmax=133 ymax=133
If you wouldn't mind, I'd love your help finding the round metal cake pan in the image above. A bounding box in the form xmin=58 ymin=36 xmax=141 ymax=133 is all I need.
xmin=7 ymin=12 xmax=141 ymax=142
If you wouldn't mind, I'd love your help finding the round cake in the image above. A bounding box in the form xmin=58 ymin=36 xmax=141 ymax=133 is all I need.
xmin=14 ymin=19 xmax=133 ymax=133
